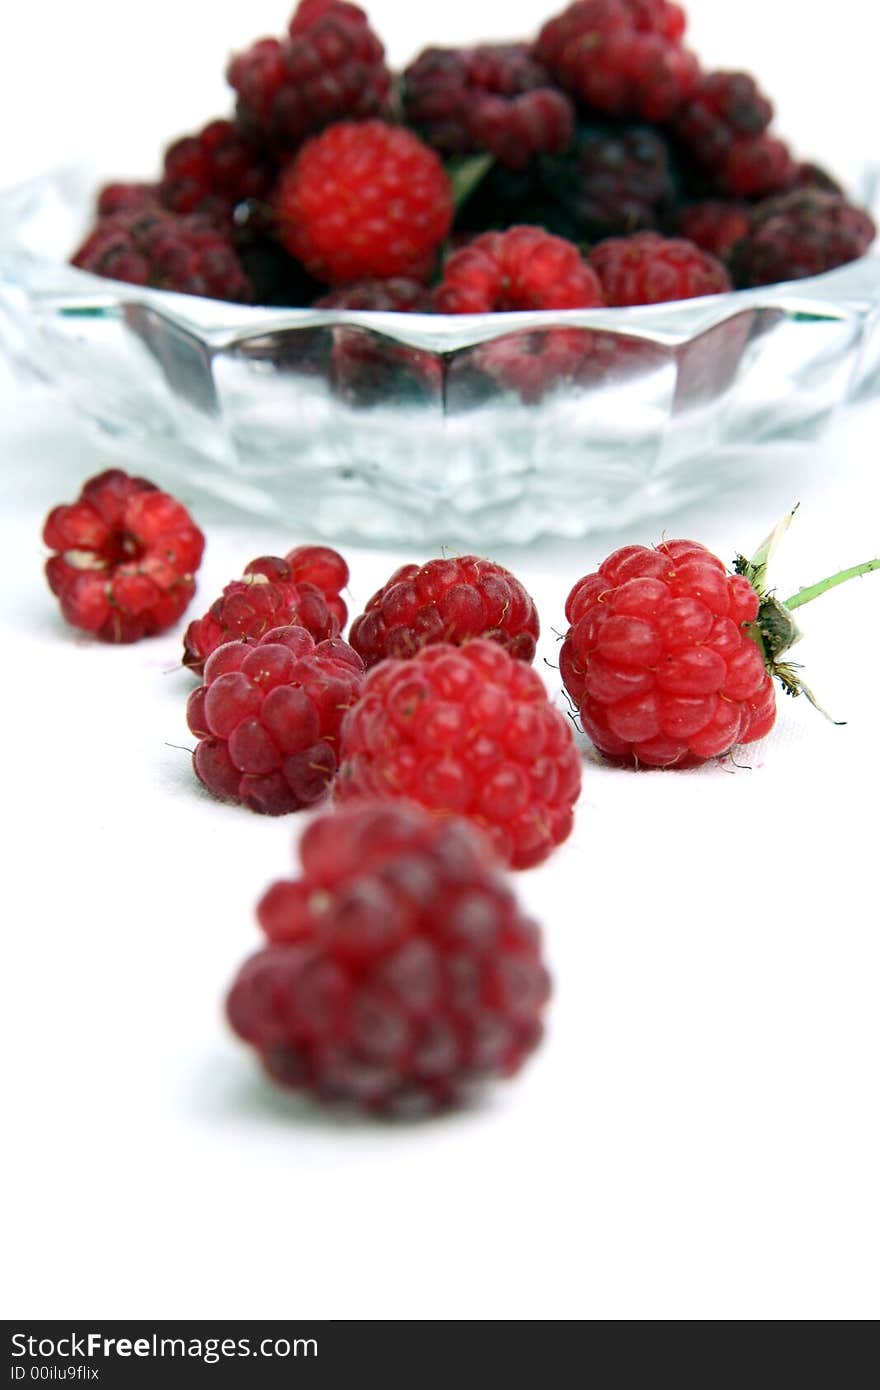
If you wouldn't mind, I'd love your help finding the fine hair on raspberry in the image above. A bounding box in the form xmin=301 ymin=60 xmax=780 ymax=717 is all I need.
xmin=226 ymin=800 xmax=551 ymax=1115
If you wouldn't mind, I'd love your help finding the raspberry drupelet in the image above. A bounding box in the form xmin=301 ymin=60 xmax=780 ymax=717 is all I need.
xmin=187 ymin=626 xmax=364 ymax=814
xmin=43 ymin=469 xmax=205 ymax=643
xmin=226 ymin=800 xmax=551 ymax=1115
xmin=285 ymin=544 xmax=349 ymax=631
xmin=560 ymin=539 xmax=775 ymax=768
xmin=336 ymin=640 xmax=582 ymax=870
xmin=349 ymin=556 xmax=540 ymax=668
xmin=676 ymin=201 xmax=751 ymax=262
xmin=434 ymin=226 xmax=604 ymax=313
xmin=182 ymin=551 xmax=345 ymax=675
xmin=274 ymin=121 xmax=454 ymax=284
xmin=227 ymin=0 xmax=391 ymax=154
xmin=588 ymin=231 xmax=730 ymax=304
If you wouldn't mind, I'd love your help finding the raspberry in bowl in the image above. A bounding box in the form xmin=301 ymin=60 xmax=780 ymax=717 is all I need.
xmin=3 ymin=0 xmax=879 ymax=543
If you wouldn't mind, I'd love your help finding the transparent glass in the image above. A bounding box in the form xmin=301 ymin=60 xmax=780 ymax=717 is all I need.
xmin=2 ymin=166 xmax=880 ymax=544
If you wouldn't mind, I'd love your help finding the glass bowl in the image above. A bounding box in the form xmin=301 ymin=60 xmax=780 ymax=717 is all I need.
xmin=2 ymin=166 xmax=880 ymax=544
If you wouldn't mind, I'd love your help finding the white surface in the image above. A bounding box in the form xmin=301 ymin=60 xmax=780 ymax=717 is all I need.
xmin=2 ymin=0 xmax=880 ymax=1323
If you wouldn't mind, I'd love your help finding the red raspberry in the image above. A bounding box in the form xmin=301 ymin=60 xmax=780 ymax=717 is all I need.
xmin=435 ymin=226 xmax=604 ymax=313
xmin=677 ymin=201 xmax=751 ymax=262
xmin=43 ymin=469 xmax=204 ymax=643
xmin=336 ymin=641 xmax=582 ymax=870
xmin=286 ymin=544 xmax=349 ymax=631
xmin=672 ymin=71 xmax=773 ymax=169
xmin=275 ymin=121 xmax=453 ymax=284
xmin=588 ymin=232 xmax=730 ymax=305
xmin=730 ymin=190 xmax=876 ymax=289
xmin=96 ymin=183 xmax=159 ymax=217
xmin=187 ymin=626 xmax=364 ymax=814
xmin=71 ymin=208 xmax=252 ymax=303
xmin=182 ymin=552 xmax=342 ymax=675
xmin=226 ymin=800 xmax=551 ymax=1114
xmin=534 ymin=1 xmax=699 ymax=123
xmin=722 ymin=133 xmax=796 ymax=198
xmin=227 ymin=2 xmax=390 ymax=154
xmin=159 ymin=119 xmax=276 ymax=221
xmin=349 ymin=557 xmax=540 ymax=668
xmin=403 ymin=45 xmax=574 ymax=170
xmin=559 ymin=539 xmax=776 ymax=767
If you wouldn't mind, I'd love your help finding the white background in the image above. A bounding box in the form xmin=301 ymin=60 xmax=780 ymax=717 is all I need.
xmin=1 ymin=1 xmax=879 ymax=1321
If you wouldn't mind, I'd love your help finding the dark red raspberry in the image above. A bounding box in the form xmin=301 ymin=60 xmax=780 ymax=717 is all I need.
xmin=336 ymin=641 xmax=582 ymax=870
xmin=275 ymin=121 xmax=453 ymax=284
xmin=403 ymin=45 xmax=574 ymax=170
xmin=564 ymin=124 xmax=676 ymax=239
xmin=676 ymin=201 xmax=751 ymax=261
xmin=159 ymin=119 xmax=276 ymax=221
xmin=182 ymin=553 xmax=340 ymax=675
xmin=314 ymin=279 xmax=434 ymax=312
xmin=790 ymin=163 xmax=843 ymax=196
xmin=435 ymin=226 xmax=604 ymax=312
xmin=187 ymin=626 xmax=364 ymax=814
xmin=588 ymin=231 xmax=730 ymax=304
xmin=286 ymin=544 xmax=349 ymax=631
xmin=729 ymin=190 xmax=876 ymax=288
xmin=96 ymin=183 xmax=159 ymax=217
xmin=722 ymin=133 xmax=796 ymax=198
xmin=559 ymin=539 xmax=776 ymax=767
xmin=71 ymin=208 xmax=253 ymax=303
xmin=43 ymin=469 xmax=204 ymax=643
xmin=671 ymin=71 xmax=773 ymax=170
xmin=349 ymin=557 xmax=540 ymax=668
xmin=226 ymin=800 xmax=551 ymax=1115
xmin=534 ymin=1 xmax=699 ymax=123
xmin=227 ymin=1 xmax=390 ymax=154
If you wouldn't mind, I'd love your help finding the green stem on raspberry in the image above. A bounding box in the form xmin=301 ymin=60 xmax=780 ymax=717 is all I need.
xmin=782 ymin=558 xmax=880 ymax=611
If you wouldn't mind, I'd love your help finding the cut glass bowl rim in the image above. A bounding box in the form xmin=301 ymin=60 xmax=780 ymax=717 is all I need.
xmin=3 ymin=164 xmax=880 ymax=355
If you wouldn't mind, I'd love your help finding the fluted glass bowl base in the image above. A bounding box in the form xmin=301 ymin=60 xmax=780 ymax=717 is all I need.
xmin=2 ymin=168 xmax=880 ymax=544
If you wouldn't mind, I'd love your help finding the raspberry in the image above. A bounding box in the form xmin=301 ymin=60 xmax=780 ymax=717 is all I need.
xmin=676 ymin=201 xmax=750 ymax=261
xmin=722 ymin=134 xmax=796 ymax=199
xmin=403 ymin=45 xmax=574 ymax=170
xmin=159 ymin=119 xmax=276 ymax=221
xmin=286 ymin=544 xmax=349 ymax=631
xmin=559 ymin=539 xmax=777 ymax=767
xmin=671 ymin=71 xmax=773 ymax=170
xmin=314 ymin=279 xmax=434 ymax=312
xmin=588 ymin=231 xmax=730 ymax=304
xmin=227 ymin=2 xmax=390 ymax=154
xmin=43 ymin=469 xmax=205 ymax=643
xmin=226 ymin=801 xmax=550 ymax=1114
xmin=434 ymin=226 xmax=604 ymax=313
xmin=565 ymin=123 xmax=675 ymax=239
xmin=71 ymin=208 xmax=252 ymax=303
xmin=349 ymin=557 xmax=540 ymax=668
xmin=336 ymin=641 xmax=581 ymax=870
xmin=96 ymin=183 xmax=159 ymax=217
xmin=729 ymin=190 xmax=876 ymax=288
xmin=182 ymin=552 xmax=341 ymax=675
xmin=791 ymin=163 xmax=843 ymax=196
xmin=188 ymin=626 xmax=364 ymax=814
xmin=534 ymin=1 xmax=699 ymax=123
xmin=275 ymin=121 xmax=453 ymax=284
